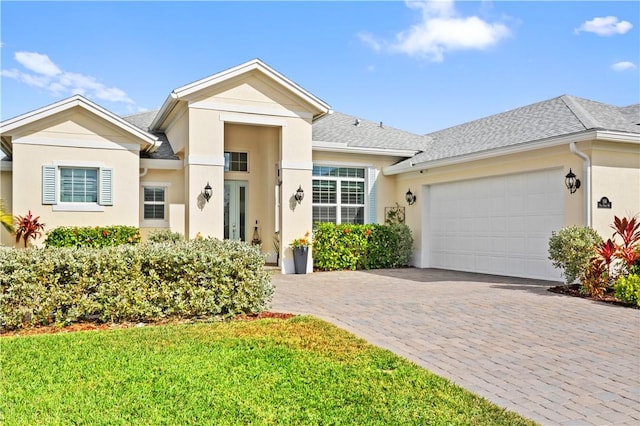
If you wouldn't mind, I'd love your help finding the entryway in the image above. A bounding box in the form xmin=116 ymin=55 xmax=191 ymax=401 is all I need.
xmin=224 ymin=180 xmax=247 ymax=241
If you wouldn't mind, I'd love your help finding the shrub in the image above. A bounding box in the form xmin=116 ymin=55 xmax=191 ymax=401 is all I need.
xmin=313 ymin=223 xmax=413 ymax=271
xmin=548 ymin=226 xmax=602 ymax=285
xmin=614 ymin=274 xmax=640 ymax=307
xmin=14 ymin=211 xmax=46 ymax=247
xmin=44 ymin=226 xmax=141 ymax=248
xmin=0 ymin=239 xmax=272 ymax=330
xmin=147 ymin=229 xmax=184 ymax=244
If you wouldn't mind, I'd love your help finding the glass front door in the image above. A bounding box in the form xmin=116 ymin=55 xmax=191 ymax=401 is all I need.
xmin=224 ymin=181 xmax=247 ymax=241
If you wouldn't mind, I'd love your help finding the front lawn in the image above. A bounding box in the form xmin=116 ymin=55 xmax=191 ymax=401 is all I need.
xmin=1 ymin=316 xmax=535 ymax=425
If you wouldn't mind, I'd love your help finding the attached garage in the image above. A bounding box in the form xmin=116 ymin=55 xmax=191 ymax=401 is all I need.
xmin=425 ymin=168 xmax=564 ymax=281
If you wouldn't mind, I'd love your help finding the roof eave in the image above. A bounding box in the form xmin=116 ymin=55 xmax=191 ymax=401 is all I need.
xmin=383 ymin=129 xmax=640 ymax=176
xmin=0 ymin=95 xmax=160 ymax=152
xmin=313 ymin=140 xmax=418 ymax=157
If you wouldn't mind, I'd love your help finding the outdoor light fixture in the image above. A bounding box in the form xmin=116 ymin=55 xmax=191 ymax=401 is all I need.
xmin=294 ymin=185 xmax=305 ymax=204
xmin=203 ymin=182 xmax=213 ymax=202
xmin=565 ymin=169 xmax=581 ymax=194
xmin=405 ymin=189 xmax=416 ymax=205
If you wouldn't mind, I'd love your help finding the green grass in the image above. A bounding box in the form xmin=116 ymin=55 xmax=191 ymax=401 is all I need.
xmin=1 ymin=316 xmax=536 ymax=425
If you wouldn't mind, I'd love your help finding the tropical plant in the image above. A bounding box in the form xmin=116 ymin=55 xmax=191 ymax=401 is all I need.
xmin=0 ymin=199 xmax=13 ymax=233
xmin=548 ymin=226 xmax=602 ymax=284
xmin=614 ymin=273 xmax=640 ymax=307
xmin=611 ymin=216 xmax=640 ymax=271
xmin=14 ymin=211 xmax=45 ymax=248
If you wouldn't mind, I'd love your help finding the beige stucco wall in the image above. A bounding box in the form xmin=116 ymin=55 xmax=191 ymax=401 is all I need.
xmin=0 ymin=168 xmax=12 ymax=246
xmin=8 ymin=108 xmax=144 ymax=246
xmin=158 ymin=72 xmax=321 ymax=273
xmin=139 ymin=168 xmax=186 ymax=239
xmin=590 ymin=141 xmax=640 ymax=237
xmin=312 ymin=151 xmax=406 ymax=224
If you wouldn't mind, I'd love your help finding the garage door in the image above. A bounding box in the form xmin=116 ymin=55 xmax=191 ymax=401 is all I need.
xmin=427 ymin=169 xmax=564 ymax=281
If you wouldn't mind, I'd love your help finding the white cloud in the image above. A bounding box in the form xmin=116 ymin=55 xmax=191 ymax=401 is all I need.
xmin=1 ymin=51 xmax=135 ymax=105
xmin=575 ymin=16 xmax=633 ymax=36
xmin=611 ymin=61 xmax=637 ymax=71
xmin=359 ymin=0 xmax=510 ymax=62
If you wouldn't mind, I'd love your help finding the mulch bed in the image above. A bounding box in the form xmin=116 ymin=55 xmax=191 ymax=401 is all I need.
xmin=548 ymin=284 xmax=638 ymax=309
xmin=1 ymin=312 xmax=296 ymax=338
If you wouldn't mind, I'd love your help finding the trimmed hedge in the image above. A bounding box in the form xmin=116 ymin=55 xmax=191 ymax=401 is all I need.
xmin=147 ymin=229 xmax=184 ymax=244
xmin=0 ymin=239 xmax=272 ymax=330
xmin=313 ymin=223 xmax=413 ymax=271
xmin=44 ymin=225 xmax=142 ymax=248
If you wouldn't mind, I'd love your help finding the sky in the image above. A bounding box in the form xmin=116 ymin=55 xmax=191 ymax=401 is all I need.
xmin=1 ymin=0 xmax=638 ymax=134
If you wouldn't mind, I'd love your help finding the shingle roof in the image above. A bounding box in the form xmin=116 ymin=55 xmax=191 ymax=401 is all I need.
xmin=403 ymin=95 xmax=639 ymax=166
xmin=312 ymin=112 xmax=428 ymax=152
xmin=122 ymin=110 xmax=179 ymax=160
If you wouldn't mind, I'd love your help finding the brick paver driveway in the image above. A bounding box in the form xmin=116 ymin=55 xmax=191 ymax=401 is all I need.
xmin=271 ymin=269 xmax=640 ymax=426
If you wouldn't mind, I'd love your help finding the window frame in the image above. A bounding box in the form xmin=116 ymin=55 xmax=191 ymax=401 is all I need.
xmin=46 ymin=162 xmax=110 ymax=212
xmin=140 ymin=182 xmax=170 ymax=227
xmin=224 ymin=151 xmax=249 ymax=173
xmin=312 ymin=164 xmax=367 ymax=225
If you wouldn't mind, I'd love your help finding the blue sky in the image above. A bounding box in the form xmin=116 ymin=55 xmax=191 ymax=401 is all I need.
xmin=1 ymin=1 xmax=638 ymax=134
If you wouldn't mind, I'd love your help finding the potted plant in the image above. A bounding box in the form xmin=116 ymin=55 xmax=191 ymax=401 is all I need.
xmin=290 ymin=231 xmax=312 ymax=274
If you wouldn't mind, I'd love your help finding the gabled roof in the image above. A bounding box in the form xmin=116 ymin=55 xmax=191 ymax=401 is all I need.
xmin=150 ymin=59 xmax=331 ymax=130
xmin=385 ymin=95 xmax=640 ymax=174
xmin=312 ymin=112 xmax=427 ymax=156
xmin=0 ymin=95 xmax=160 ymax=156
xmin=122 ymin=111 xmax=179 ymax=161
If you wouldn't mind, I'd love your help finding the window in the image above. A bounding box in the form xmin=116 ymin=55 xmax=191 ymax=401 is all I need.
xmin=224 ymin=152 xmax=248 ymax=172
xmin=60 ymin=168 xmax=98 ymax=202
xmin=312 ymin=166 xmax=366 ymax=225
xmin=42 ymin=164 xmax=112 ymax=211
xmin=143 ymin=187 xmax=165 ymax=220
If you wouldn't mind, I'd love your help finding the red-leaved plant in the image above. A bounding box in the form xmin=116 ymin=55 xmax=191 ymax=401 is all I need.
xmin=582 ymin=216 xmax=640 ymax=297
xmin=14 ymin=210 xmax=46 ymax=248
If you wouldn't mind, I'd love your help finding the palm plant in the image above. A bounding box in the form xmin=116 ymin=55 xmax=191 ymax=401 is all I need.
xmin=0 ymin=199 xmax=13 ymax=233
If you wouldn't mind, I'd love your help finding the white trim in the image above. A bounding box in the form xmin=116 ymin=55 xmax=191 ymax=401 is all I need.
xmin=52 ymin=160 xmax=104 ymax=168
xmin=140 ymin=220 xmax=170 ymax=228
xmin=383 ymin=129 xmax=640 ymax=175
xmin=279 ymin=160 xmax=313 ymax=171
xmin=0 ymin=160 xmax=11 ymax=171
xmin=12 ymin=137 xmax=140 ymax=152
xmin=312 ymin=159 xmax=374 ymax=168
xmin=190 ymin=100 xmax=313 ymax=119
xmin=150 ymin=59 xmax=331 ymax=130
xmin=184 ymin=155 xmax=225 ymax=167
xmin=219 ymin=112 xmax=287 ymax=127
xmin=313 ymin=140 xmax=418 ymax=157
xmin=53 ymin=203 xmax=105 ymax=212
xmin=141 ymin=181 xmax=172 ymax=187
xmin=140 ymin=159 xmax=183 ymax=170
xmin=0 ymin=94 xmax=159 ymax=149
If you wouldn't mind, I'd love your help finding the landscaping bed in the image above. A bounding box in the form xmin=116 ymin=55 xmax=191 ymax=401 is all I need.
xmin=548 ymin=284 xmax=638 ymax=309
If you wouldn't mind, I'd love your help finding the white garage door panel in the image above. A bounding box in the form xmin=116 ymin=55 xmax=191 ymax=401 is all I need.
xmin=428 ymin=169 xmax=563 ymax=281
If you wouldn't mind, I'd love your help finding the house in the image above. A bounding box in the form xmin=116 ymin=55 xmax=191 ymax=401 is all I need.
xmin=1 ymin=59 xmax=639 ymax=279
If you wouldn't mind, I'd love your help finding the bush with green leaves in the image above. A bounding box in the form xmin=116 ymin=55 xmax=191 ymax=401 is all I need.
xmin=0 ymin=239 xmax=272 ymax=330
xmin=614 ymin=274 xmax=640 ymax=307
xmin=548 ymin=226 xmax=602 ymax=285
xmin=313 ymin=223 xmax=413 ymax=271
xmin=44 ymin=225 xmax=141 ymax=248
xmin=147 ymin=229 xmax=184 ymax=244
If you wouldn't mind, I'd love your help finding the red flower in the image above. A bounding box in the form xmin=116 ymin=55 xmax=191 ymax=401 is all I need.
xmin=344 ymin=228 xmax=350 ymax=234
xmin=102 ymin=230 xmax=109 ymax=237
xmin=365 ymin=229 xmax=372 ymax=236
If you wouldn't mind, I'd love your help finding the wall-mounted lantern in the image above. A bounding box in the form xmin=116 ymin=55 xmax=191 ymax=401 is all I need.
xmin=294 ymin=185 xmax=305 ymax=204
xmin=405 ymin=189 xmax=417 ymax=205
xmin=203 ymin=182 xmax=213 ymax=202
xmin=565 ymin=169 xmax=581 ymax=194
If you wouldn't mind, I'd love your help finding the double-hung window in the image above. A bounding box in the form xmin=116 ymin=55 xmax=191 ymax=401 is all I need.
xmin=312 ymin=166 xmax=366 ymax=225
xmin=143 ymin=187 xmax=166 ymax=220
xmin=42 ymin=164 xmax=113 ymax=211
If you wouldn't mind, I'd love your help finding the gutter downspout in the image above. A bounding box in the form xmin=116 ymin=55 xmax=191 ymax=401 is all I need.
xmin=140 ymin=168 xmax=148 ymax=177
xmin=569 ymin=142 xmax=591 ymax=227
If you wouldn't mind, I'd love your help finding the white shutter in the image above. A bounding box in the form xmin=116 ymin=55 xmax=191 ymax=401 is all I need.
xmin=367 ymin=166 xmax=378 ymax=223
xmin=42 ymin=165 xmax=57 ymax=205
xmin=99 ymin=168 xmax=113 ymax=206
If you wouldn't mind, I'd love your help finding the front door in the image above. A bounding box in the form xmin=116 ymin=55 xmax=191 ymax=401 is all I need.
xmin=224 ymin=181 xmax=247 ymax=241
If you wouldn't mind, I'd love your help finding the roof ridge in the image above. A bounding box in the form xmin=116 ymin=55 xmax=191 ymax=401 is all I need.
xmin=560 ymin=95 xmax=601 ymax=130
